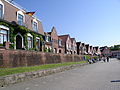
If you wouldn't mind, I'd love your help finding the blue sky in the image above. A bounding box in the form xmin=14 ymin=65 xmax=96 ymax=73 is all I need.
xmin=14 ymin=0 xmax=120 ymax=47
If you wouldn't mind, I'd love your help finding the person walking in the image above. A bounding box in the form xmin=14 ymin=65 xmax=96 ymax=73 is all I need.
xmin=107 ymin=56 xmax=109 ymax=62
xmin=103 ymin=57 xmax=106 ymax=62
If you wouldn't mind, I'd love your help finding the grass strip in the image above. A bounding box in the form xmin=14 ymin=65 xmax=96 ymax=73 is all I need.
xmin=0 ymin=61 xmax=87 ymax=76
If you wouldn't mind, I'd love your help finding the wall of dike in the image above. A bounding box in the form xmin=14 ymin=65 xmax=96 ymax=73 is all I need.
xmin=0 ymin=50 xmax=84 ymax=68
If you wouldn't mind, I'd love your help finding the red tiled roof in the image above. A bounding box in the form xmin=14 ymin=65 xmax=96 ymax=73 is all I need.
xmin=58 ymin=34 xmax=70 ymax=44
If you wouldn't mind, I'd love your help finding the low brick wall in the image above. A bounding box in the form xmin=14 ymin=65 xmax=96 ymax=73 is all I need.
xmin=0 ymin=50 xmax=84 ymax=68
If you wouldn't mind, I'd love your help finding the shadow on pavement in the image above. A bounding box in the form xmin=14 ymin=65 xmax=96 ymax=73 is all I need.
xmin=111 ymin=80 xmax=120 ymax=83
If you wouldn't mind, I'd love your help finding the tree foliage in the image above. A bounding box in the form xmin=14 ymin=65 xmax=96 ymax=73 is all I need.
xmin=110 ymin=45 xmax=120 ymax=51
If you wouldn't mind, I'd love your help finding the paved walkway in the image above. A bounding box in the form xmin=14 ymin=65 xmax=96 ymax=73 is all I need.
xmin=0 ymin=58 xmax=120 ymax=90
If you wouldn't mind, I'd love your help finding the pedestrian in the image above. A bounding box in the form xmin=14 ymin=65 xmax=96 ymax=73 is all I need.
xmin=84 ymin=56 xmax=86 ymax=60
xmin=88 ymin=59 xmax=92 ymax=64
xmin=92 ymin=58 xmax=95 ymax=63
xmin=107 ymin=56 xmax=109 ymax=62
xmin=99 ymin=57 xmax=101 ymax=61
xmin=103 ymin=57 xmax=106 ymax=62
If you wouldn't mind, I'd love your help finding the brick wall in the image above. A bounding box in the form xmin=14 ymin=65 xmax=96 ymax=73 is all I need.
xmin=0 ymin=50 xmax=84 ymax=68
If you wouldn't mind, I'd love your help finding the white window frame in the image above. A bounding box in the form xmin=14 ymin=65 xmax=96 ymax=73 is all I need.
xmin=27 ymin=33 xmax=33 ymax=49
xmin=36 ymin=37 xmax=40 ymax=49
xmin=66 ymin=44 xmax=68 ymax=49
xmin=46 ymin=36 xmax=49 ymax=42
xmin=0 ymin=25 xmax=9 ymax=30
xmin=17 ymin=10 xmax=25 ymax=25
xmin=0 ymin=0 xmax=4 ymax=19
xmin=0 ymin=25 xmax=9 ymax=44
xmin=32 ymin=19 xmax=38 ymax=32
xmin=58 ymin=39 xmax=62 ymax=46
xmin=0 ymin=30 xmax=8 ymax=44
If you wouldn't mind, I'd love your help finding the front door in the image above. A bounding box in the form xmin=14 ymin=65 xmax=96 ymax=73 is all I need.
xmin=16 ymin=35 xmax=22 ymax=49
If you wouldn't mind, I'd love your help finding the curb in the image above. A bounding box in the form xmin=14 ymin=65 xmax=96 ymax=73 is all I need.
xmin=0 ymin=63 xmax=88 ymax=87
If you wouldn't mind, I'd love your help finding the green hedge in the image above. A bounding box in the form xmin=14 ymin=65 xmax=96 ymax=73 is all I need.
xmin=85 ymin=55 xmax=98 ymax=60
xmin=85 ymin=55 xmax=91 ymax=60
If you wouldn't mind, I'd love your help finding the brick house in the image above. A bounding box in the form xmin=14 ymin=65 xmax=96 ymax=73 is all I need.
xmin=81 ymin=43 xmax=87 ymax=55
xmin=58 ymin=37 xmax=64 ymax=54
xmin=94 ymin=46 xmax=101 ymax=55
xmin=44 ymin=27 xmax=64 ymax=53
xmin=100 ymin=46 xmax=111 ymax=56
xmin=71 ymin=38 xmax=77 ymax=54
xmin=59 ymin=34 xmax=72 ymax=54
xmin=0 ymin=0 xmax=44 ymax=51
xmin=50 ymin=27 xmax=59 ymax=53
xmin=82 ymin=43 xmax=87 ymax=55
xmin=76 ymin=42 xmax=82 ymax=55
xmin=85 ymin=44 xmax=91 ymax=55
xmin=93 ymin=47 xmax=96 ymax=55
xmin=44 ymin=32 xmax=52 ymax=52
xmin=77 ymin=42 xmax=86 ymax=55
xmin=111 ymin=50 xmax=120 ymax=58
xmin=90 ymin=46 xmax=93 ymax=55
xmin=77 ymin=42 xmax=87 ymax=55
xmin=77 ymin=42 xmax=100 ymax=56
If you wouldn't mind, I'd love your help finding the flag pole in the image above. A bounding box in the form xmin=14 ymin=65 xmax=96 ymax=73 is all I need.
xmin=25 ymin=11 xmax=36 ymax=28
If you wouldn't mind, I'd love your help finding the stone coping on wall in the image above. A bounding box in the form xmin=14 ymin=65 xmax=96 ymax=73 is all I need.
xmin=0 ymin=63 xmax=88 ymax=87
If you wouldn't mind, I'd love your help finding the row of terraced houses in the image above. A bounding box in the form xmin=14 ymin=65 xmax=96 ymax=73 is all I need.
xmin=0 ymin=0 xmax=101 ymax=56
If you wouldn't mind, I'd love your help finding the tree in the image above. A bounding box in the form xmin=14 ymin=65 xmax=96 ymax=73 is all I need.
xmin=110 ymin=45 xmax=120 ymax=51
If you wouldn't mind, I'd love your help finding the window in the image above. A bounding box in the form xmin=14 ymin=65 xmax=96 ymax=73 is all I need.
xmin=28 ymin=36 xmax=33 ymax=49
xmin=66 ymin=44 xmax=68 ymax=49
xmin=46 ymin=36 xmax=49 ymax=42
xmin=0 ymin=29 xmax=8 ymax=44
xmin=32 ymin=19 xmax=38 ymax=32
xmin=32 ymin=21 xmax=38 ymax=32
xmin=17 ymin=11 xmax=25 ymax=26
xmin=36 ymin=38 xmax=40 ymax=49
xmin=0 ymin=4 xmax=3 ymax=19
xmin=18 ymin=14 xmax=24 ymax=25
xmin=68 ymin=44 xmax=70 ymax=49
xmin=58 ymin=39 xmax=62 ymax=46
xmin=46 ymin=36 xmax=51 ymax=42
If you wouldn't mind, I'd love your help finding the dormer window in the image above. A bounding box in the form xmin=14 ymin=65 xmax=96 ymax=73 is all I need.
xmin=0 ymin=1 xmax=4 ymax=19
xmin=32 ymin=19 xmax=38 ymax=32
xmin=17 ymin=11 xmax=25 ymax=26
xmin=18 ymin=14 xmax=24 ymax=25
